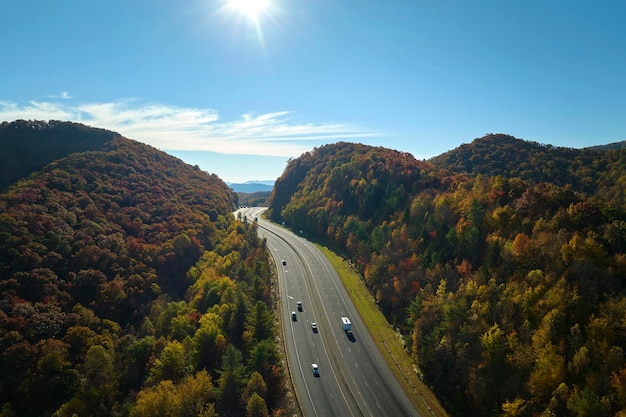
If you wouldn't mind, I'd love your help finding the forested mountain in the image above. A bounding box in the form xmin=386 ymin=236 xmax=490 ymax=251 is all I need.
xmin=268 ymin=140 xmax=626 ymax=417
xmin=587 ymin=140 xmax=626 ymax=151
xmin=0 ymin=120 xmax=119 ymax=192
xmin=0 ymin=121 xmax=285 ymax=417
xmin=429 ymin=133 xmax=626 ymax=203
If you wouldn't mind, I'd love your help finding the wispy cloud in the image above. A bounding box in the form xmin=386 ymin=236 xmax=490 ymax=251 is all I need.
xmin=44 ymin=91 xmax=73 ymax=100
xmin=0 ymin=101 xmax=74 ymax=121
xmin=0 ymin=99 xmax=379 ymax=157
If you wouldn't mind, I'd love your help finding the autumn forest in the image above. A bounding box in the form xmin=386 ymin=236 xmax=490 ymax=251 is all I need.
xmin=269 ymin=138 xmax=626 ymax=417
xmin=2 ymin=121 xmax=626 ymax=417
xmin=0 ymin=121 xmax=282 ymax=417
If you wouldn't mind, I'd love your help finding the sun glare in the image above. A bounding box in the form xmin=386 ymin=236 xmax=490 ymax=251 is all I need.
xmin=219 ymin=0 xmax=279 ymax=47
xmin=229 ymin=0 xmax=269 ymax=20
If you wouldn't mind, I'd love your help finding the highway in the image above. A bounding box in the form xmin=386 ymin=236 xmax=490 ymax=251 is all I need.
xmin=238 ymin=207 xmax=421 ymax=417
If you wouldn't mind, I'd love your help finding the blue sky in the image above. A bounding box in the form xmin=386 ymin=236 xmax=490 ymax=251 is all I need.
xmin=1 ymin=1 xmax=625 ymax=183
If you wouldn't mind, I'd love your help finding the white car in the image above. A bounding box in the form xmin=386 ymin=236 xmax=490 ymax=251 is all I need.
xmin=311 ymin=322 xmax=318 ymax=332
xmin=311 ymin=363 xmax=319 ymax=377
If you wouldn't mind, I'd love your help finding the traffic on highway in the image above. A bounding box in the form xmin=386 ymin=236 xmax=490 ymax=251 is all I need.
xmin=237 ymin=207 xmax=421 ymax=417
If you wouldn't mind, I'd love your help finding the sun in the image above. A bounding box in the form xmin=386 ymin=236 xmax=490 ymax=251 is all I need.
xmin=229 ymin=0 xmax=269 ymax=20
xmin=219 ymin=0 xmax=278 ymax=45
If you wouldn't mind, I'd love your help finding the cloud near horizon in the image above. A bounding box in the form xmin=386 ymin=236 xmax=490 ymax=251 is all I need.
xmin=0 ymin=99 xmax=379 ymax=157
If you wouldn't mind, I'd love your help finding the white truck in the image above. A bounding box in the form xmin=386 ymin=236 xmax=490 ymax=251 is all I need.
xmin=341 ymin=317 xmax=352 ymax=336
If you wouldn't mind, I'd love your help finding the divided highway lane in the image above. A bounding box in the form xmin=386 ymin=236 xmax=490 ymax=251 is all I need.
xmin=237 ymin=207 xmax=421 ymax=417
xmin=239 ymin=208 xmax=355 ymax=416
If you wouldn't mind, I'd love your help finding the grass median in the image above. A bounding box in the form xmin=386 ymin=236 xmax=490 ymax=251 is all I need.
xmin=317 ymin=244 xmax=449 ymax=417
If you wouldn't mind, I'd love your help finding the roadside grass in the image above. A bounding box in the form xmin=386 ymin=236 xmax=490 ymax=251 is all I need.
xmin=317 ymin=244 xmax=449 ymax=417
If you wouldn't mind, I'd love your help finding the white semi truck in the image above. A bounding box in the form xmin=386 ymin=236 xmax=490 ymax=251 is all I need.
xmin=341 ymin=317 xmax=352 ymax=336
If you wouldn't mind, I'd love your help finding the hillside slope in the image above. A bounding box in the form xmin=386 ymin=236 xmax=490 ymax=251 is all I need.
xmin=0 ymin=122 xmax=285 ymax=417
xmin=268 ymin=139 xmax=626 ymax=416
xmin=269 ymin=141 xmax=437 ymax=234
xmin=429 ymin=133 xmax=626 ymax=202
xmin=0 ymin=120 xmax=119 ymax=191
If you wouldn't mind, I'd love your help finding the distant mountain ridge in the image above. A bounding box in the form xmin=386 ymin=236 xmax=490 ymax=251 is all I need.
xmin=227 ymin=180 xmax=274 ymax=193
